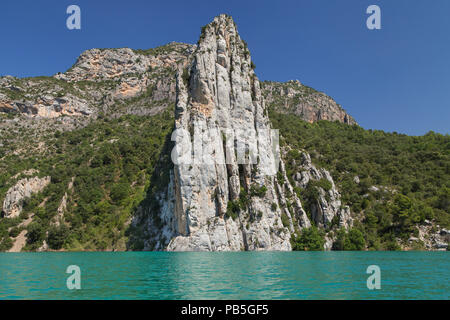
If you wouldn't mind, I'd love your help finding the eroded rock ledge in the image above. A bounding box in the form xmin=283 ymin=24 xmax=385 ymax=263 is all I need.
xmin=2 ymin=176 xmax=51 ymax=218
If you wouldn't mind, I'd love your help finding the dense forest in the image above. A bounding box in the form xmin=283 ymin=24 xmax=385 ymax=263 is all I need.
xmin=0 ymin=111 xmax=173 ymax=251
xmin=270 ymin=109 xmax=450 ymax=250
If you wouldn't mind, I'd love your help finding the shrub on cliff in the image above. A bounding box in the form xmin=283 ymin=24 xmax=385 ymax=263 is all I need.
xmin=47 ymin=225 xmax=69 ymax=250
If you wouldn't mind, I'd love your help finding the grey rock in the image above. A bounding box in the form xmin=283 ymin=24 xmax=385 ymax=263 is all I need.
xmin=139 ymin=14 xmax=311 ymax=251
xmin=261 ymin=80 xmax=356 ymax=125
xmin=293 ymin=151 xmax=353 ymax=229
xmin=434 ymin=242 xmax=448 ymax=249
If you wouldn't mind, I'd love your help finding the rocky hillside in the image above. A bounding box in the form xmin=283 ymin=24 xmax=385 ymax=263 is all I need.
xmin=0 ymin=14 xmax=447 ymax=252
xmin=0 ymin=42 xmax=195 ymax=121
xmin=131 ymin=14 xmax=311 ymax=251
xmin=0 ymin=43 xmax=352 ymax=125
xmin=261 ymin=80 xmax=356 ymax=125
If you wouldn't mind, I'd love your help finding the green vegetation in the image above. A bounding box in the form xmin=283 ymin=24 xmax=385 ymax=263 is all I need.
xmin=226 ymin=200 xmax=240 ymax=221
xmin=182 ymin=67 xmax=190 ymax=89
xmin=47 ymin=225 xmax=69 ymax=250
xmin=281 ymin=212 xmax=290 ymax=228
xmin=261 ymin=81 xmax=320 ymax=114
xmin=133 ymin=43 xmax=187 ymax=57
xmin=1 ymin=93 xmax=447 ymax=252
xmin=291 ymin=226 xmax=325 ymax=251
xmin=270 ymin=110 xmax=450 ymax=250
xmin=250 ymin=184 xmax=267 ymax=198
xmin=0 ymin=111 xmax=174 ymax=251
xmin=333 ymin=228 xmax=366 ymax=250
xmin=271 ymin=202 xmax=277 ymax=212
xmin=0 ymin=76 xmax=99 ymax=102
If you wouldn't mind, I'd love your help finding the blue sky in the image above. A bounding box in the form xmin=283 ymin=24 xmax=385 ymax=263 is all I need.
xmin=0 ymin=0 xmax=449 ymax=135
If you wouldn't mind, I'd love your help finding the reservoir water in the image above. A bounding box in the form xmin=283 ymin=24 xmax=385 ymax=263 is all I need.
xmin=0 ymin=251 xmax=448 ymax=299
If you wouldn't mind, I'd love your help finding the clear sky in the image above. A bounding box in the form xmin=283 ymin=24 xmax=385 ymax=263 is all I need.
xmin=0 ymin=0 xmax=449 ymax=135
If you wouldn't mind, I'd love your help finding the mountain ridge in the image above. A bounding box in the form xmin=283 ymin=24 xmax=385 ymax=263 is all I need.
xmin=0 ymin=38 xmax=355 ymax=126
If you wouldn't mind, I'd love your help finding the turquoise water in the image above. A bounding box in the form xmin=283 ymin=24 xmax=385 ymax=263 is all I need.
xmin=0 ymin=252 xmax=448 ymax=300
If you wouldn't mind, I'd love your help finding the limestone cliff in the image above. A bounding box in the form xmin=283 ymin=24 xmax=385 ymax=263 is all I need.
xmin=0 ymin=43 xmax=354 ymax=125
xmin=290 ymin=152 xmax=353 ymax=230
xmin=2 ymin=14 xmax=445 ymax=253
xmin=0 ymin=25 xmax=359 ymax=250
xmin=134 ymin=14 xmax=312 ymax=251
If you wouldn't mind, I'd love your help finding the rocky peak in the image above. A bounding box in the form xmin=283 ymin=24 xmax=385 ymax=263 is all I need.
xmin=55 ymin=42 xmax=195 ymax=83
xmin=177 ymin=14 xmax=260 ymax=126
xmin=137 ymin=14 xmax=312 ymax=251
xmin=0 ymin=20 xmax=356 ymax=126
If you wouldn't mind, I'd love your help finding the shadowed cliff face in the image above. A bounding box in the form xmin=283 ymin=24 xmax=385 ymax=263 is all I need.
xmin=262 ymin=80 xmax=356 ymax=125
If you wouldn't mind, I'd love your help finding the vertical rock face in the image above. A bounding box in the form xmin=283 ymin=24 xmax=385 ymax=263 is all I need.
xmin=292 ymin=152 xmax=353 ymax=230
xmin=2 ymin=176 xmax=51 ymax=218
xmin=144 ymin=14 xmax=311 ymax=251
